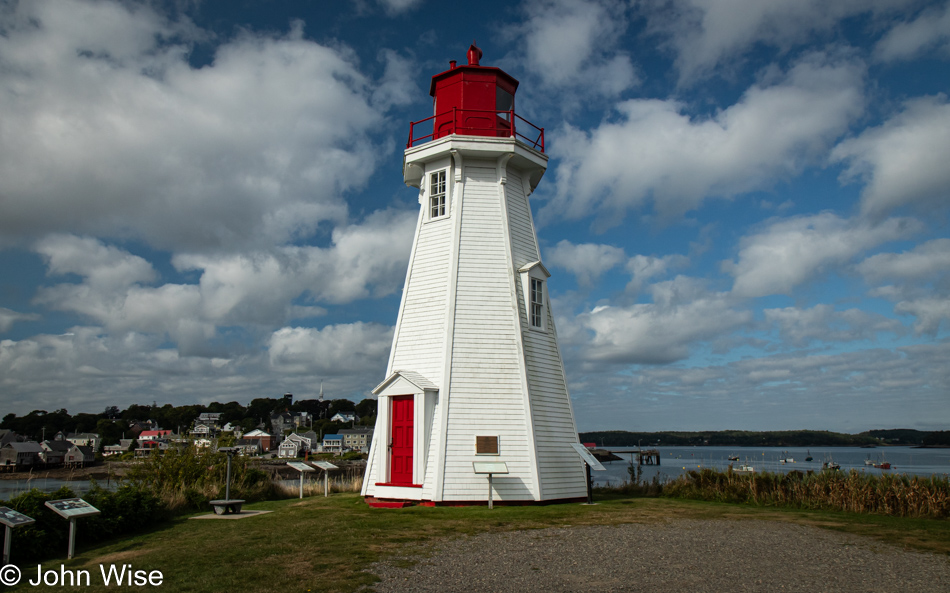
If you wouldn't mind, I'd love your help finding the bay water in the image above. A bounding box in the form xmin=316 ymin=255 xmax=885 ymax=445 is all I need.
xmin=3 ymin=446 xmax=947 ymax=498
xmin=594 ymin=446 xmax=950 ymax=487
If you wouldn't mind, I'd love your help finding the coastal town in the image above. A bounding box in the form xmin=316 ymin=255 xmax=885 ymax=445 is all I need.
xmin=0 ymin=393 xmax=375 ymax=475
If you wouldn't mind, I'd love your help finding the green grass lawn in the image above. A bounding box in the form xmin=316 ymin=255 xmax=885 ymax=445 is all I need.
xmin=16 ymin=493 xmax=950 ymax=593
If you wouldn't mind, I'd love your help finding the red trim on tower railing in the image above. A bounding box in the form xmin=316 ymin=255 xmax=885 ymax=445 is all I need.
xmin=407 ymin=108 xmax=545 ymax=153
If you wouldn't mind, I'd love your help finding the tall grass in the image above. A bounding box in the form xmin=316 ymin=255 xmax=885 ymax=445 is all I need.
xmin=276 ymin=474 xmax=364 ymax=497
xmin=124 ymin=446 xmax=282 ymax=511
xmin=626 ymin=467 xmax=950 ymax=519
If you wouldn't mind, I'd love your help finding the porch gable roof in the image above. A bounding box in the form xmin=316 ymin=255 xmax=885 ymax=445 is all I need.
xmin=372 ymin=370 xmax=439 ymax=395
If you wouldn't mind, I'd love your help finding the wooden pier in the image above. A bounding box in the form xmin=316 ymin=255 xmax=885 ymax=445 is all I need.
xmin=634 ymin=449 xmax=661 ymax=466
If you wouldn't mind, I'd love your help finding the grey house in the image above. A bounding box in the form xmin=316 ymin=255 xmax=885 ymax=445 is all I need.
xmin=0 ymin=442 xmax=43 ymax=468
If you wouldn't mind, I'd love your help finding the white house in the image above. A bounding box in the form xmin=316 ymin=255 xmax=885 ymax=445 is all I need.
xmin=191 ymin=423 xmax=213 ymax=437
xmin=362 ymin=45 xmax=586 ymax=506
xmin=322 ymin=434 xmax=343 ymax=454
xmin=278 ymin=432 xmax=317 ymax=458
xmin=66 ymin=432 xmax=101 ymax=452
xmin=330 ymin=412 xmax=357 ymax=424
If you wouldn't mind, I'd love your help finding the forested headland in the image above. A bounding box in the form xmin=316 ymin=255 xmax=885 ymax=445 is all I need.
xmin=579 ymin=429 xmax=950 ymax=448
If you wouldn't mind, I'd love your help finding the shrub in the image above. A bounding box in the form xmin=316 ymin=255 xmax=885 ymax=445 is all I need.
xmin=124 ymin=446 xmax=281 ymax=511
xmin=657 ymin=468 xmax=950 ymax=518
xmin=0 ymin=482 xmax=168 ymax=565
xmin=2 ymin=486 xmax=75 ymax=564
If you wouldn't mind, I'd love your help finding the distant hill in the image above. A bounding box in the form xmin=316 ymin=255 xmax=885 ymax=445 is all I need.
xmin=578 ymin=429 xmax=950 ymax=448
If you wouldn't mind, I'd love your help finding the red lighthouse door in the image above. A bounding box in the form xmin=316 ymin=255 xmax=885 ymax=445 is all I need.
xmin=389 ymin=395 xmax=414 ymax=485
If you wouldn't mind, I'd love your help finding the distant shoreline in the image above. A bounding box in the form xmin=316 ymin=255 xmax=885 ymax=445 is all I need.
xmin=580 ymin=429 xmax=949 ymax=448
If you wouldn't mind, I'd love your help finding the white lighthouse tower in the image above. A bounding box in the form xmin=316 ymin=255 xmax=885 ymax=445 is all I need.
xmin=362 ymin=44 xmax=587 ymax=506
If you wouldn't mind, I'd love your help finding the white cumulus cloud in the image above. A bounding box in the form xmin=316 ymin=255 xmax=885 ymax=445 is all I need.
xmin=0 ymin=0 xmax=412 ymax=252
xmin=571 ymin=277 xmax=751 ymax=364
xmin=0 ymin=309 xmax=40 ymax=333
xmin=875 ymin=2 xmax=950 ymax=62
xmin=764 ymin=304 xmax=905 ymax=347
xmin=857 ymin=238 xmax=950 ymax=283
xmin=544 ymin=53 xmax=865 ymax=224
xmin=30 ymin=209 xmax=416 ymax=355
xmin=508 ymin=0 xmax=638 ymax=99
xmin=727 ymin=213 xmax=920 ymax=297
xmin=545 ymin=240 xmax=626 ymax=286
xmin=268 ymin=323 xmax=393 ymax=375
xmin=832 ymin=95 xmax=950 ymax=218
xmin=638 ymin=0 xmax=918 ymax=84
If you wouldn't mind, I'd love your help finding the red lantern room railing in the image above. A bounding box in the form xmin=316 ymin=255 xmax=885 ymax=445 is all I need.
xmin=407 ymin=43 xmax=545 ymax=153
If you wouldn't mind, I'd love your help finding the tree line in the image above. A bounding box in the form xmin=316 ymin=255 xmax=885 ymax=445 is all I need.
xmin=579 ymin=429 xmax=950 ymax=447
xmin=1 ymin=396 xmax=378 ymax=446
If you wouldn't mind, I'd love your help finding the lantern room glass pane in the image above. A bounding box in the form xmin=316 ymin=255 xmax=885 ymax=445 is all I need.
xmin=496 ymin=87 xmax=513 ymax=112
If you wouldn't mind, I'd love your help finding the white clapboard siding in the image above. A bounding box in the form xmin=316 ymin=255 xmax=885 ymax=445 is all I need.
xmin=505 ymin=168 xmax=587 ymax=500
xmin=361 ymin=436 xmax=378 ymax=496
xmin=388 ymin=215 xmax=452 ymax=386
xmin=421 ymin=399 xmax=442 ymax=500
xmin=439 ymin=164 xmax=537 ymax=501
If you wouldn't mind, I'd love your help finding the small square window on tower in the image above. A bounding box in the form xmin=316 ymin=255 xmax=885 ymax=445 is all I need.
xmin=475 ymin=435 xmax=499 ymax=455
xmin=429 ymin=170 xmax=446 ymax=219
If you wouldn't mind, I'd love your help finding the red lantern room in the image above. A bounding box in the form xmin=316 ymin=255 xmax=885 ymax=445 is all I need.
xmin=407 ymin=43 xmax=544 ymax=152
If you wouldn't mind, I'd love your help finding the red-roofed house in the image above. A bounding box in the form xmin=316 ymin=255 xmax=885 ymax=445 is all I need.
xmin=139 ymin=430 xmax=173 ymax=441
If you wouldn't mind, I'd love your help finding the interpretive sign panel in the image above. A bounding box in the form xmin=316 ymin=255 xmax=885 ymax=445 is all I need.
xmin=473 ymin=461 xmax=509 ymax=474
xmin=287 ymin=461 xmax=315 ymax=472
xmin=45 ymin=498 xmax=101 ymax=519
xmin=571 ymin=443 xmax=606 ymax=471
xmin=0 ymin=506 xmax=35 ymax=528
xmin=314 ymin=461 xmax=338 ymax=471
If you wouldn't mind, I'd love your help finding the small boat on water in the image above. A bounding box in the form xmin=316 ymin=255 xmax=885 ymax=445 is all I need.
xmin=865 ymin=454 xmax=875 ymax=466
xmin=873 ymin=454 xmax=892 ymax=470
xmin=779 ymin=451 xmax=795 ymax=464
xmin=733 ymin=464 xmax=755 ymax=474
xmin=823 ymin=456 xmax=841 ymax=471
xmin=805 ymin=450 xmax=813 ymax=462
xmin=728 ymin=455 xmax=739 ymax=461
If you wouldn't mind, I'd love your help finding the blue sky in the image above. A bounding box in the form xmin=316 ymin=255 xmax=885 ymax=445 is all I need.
xmin=1 ymin=0 xmax=948 ymax=432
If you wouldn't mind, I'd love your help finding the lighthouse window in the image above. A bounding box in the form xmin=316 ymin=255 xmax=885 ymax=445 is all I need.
xmin=530 ymin=278 xmax=544 ymax=328
xmin=429 ymin=170 xmax=446 ymax=219
xmin=496 ymin=87 xmax=513 ymax=113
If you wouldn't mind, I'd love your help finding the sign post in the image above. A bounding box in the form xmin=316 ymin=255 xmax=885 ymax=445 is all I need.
xmin=313 ymin=461 xmax=338 ymax=497
xmin=0 ymin=507 xmax=35 ymax=565
xmin=473 ymin=461 xmax=509 ymax=509
xmin=286 ymin=461 xmax=315 ymax=499
xmin=570 ymin=443 xmax=606 ymax=504
xmin=44 ymin=499 xmax=101 ymax=559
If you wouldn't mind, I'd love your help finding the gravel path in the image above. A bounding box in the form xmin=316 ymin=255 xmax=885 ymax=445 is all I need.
xmin=369 ymin=519 xmax=950 ymax=592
